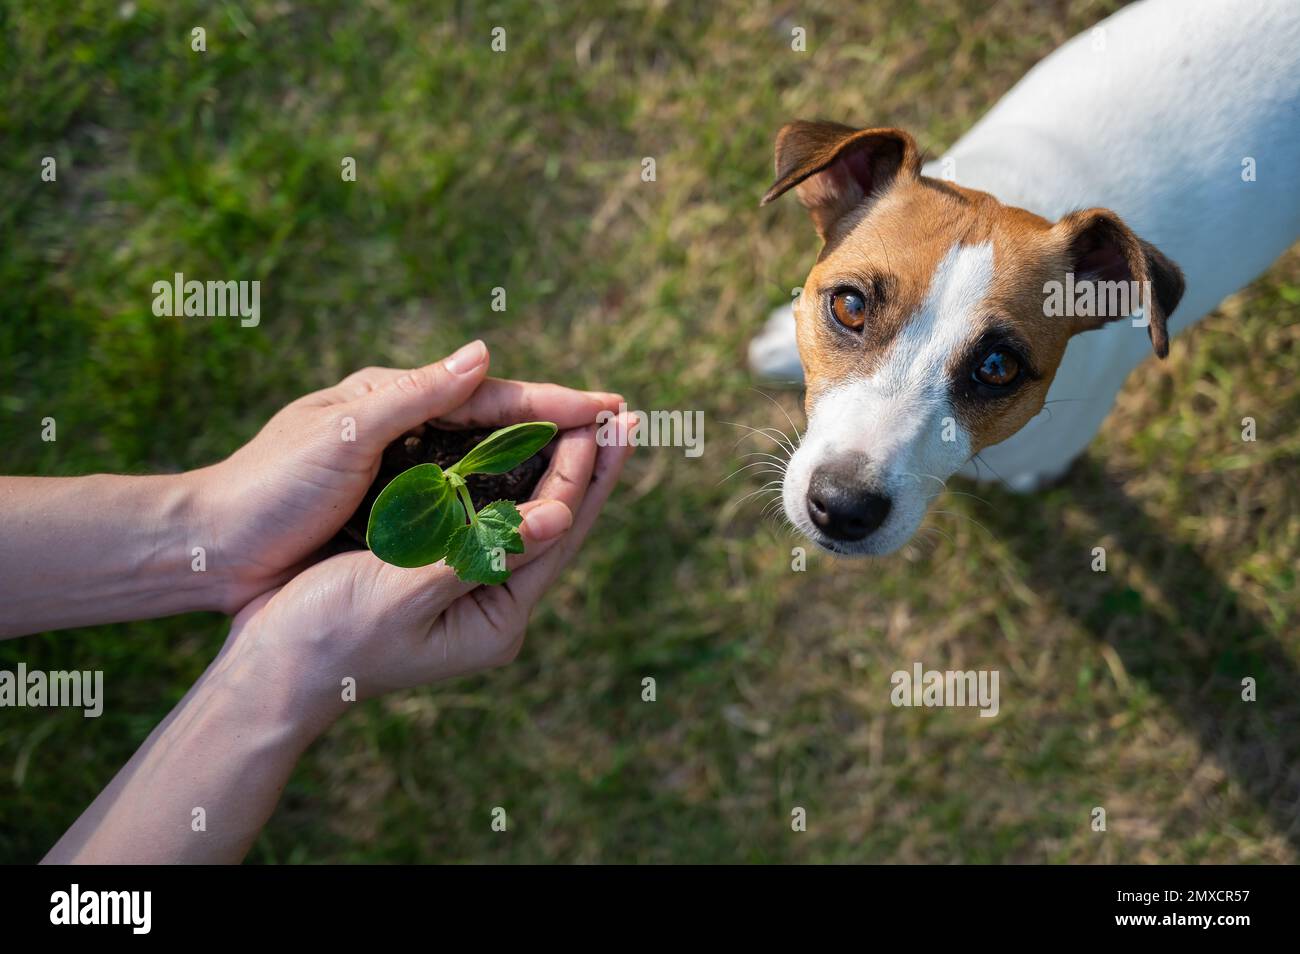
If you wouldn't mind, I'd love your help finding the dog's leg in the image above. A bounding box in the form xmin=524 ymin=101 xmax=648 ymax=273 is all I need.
xmin=748 ymin=301 xmax=805 ymax=384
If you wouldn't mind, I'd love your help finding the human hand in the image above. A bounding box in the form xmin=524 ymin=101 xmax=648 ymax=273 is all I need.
xmin=34 ymin=348 xmax=630 ymax=863
xmin=189 ymin=341 xmax=622 ymax=614
xmin=205 ymin=417 xmax=633 ymax=734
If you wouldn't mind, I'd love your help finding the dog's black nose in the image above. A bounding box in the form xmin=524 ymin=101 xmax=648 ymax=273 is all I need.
xmin=807 ymin=466 xmax=892 ymax=541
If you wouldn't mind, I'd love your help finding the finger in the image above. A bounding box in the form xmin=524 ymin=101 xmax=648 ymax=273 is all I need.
xmin=291 ymin=365 xmax=403 ymax=408
xmin=424 ymin=431 xmax=633 ymax=678
xmin=381 ymin=497 xmax=575 ymax=613
xmin=390 ymin=495 xmax=577 ymax=683
xmin=331 ymin=365 xmax=404 ymax=402
xmin=390 ymin=419 xmax=627 ymax=683
xmin=435 ymin=378 xmax=623 ymax=431
xmin=500 ymin=426 xmax=633 ymax=607
xmin=417 ymin=425 xmax=599 ymax=611
xmin=348 ymin=341 xmax=491 ymax=448
xmin=463 ymin=413 xmax=635 ymax=629
xmin=363 ymin=427 xmax=601 ymax=613
xmin=530 ymin=424 xmax=598 ymax=508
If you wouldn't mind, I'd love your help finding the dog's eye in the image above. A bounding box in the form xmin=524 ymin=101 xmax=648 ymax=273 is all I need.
xmin=973 ymin=349 xmax=1021 ymax=388
xmin=829 ymin=289 xmax=868 ymax=330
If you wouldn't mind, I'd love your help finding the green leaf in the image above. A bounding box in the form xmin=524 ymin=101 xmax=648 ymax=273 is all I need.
xmin=366 ymin=463 xmax=465 ymax=568
xmin=444 ymin=500 xmax=526 ymax=585
xmin=447 ymin=421 xmax=557 ymax=477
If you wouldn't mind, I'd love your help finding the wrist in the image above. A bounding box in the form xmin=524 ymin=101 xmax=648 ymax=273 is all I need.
xmin=214 ymin=619 xmax=348 ymax=743
xmin=169 ymin=467 xmax=243 ymax=614
xmin=180 ymin=464 xmax=255 ymax=615
xmin=0 ymin=471 xmax=232 ymax=637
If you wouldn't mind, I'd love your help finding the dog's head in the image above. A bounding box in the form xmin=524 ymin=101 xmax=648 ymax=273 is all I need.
xmin=763 ymin=121 xmax=1185 ymax=554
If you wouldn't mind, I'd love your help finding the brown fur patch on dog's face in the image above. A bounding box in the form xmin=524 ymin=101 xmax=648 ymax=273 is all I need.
xmin=793 ymin=175 xmax=1083 ymax=455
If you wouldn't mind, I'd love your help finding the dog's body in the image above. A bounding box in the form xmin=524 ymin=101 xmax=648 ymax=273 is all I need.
xmin=751 ymin=0 xmax=1300 ymax=552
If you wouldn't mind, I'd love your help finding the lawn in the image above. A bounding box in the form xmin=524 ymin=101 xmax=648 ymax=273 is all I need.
xmin=1 ymin=0 xmax=1296 ymax=863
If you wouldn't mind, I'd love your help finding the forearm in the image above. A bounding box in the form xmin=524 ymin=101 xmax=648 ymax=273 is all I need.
xmin=43 ymin=639 xmax=328 ymax=864
xmin=0 ymin=473 xmax=229 ymax=637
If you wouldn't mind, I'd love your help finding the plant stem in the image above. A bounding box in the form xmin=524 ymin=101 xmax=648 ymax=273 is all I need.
xmin=453 ymin=479 xmax=478 ymax=524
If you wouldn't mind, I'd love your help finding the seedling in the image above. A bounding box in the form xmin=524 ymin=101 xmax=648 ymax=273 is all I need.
xmin=365 ymin=421 xmax=557 ymax=584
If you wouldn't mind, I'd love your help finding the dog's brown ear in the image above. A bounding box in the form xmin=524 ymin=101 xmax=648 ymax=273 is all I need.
xmin=761 ymin=121 xmax=921 ymax=239
xmin=1053 ymin=208 xmax=1185 ymax=359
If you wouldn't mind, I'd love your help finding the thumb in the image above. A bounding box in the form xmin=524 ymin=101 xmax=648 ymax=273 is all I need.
xmin=351 ymin=340 xmax=490 ymax=449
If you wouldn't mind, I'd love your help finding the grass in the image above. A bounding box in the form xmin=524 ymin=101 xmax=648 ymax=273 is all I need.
xmin=1 ymin=0 xmax=1297 ymax=863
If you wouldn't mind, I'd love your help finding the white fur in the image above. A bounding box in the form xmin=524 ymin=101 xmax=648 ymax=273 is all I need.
xmin=753 ymin=0 xmax=1300 ymax=491
xmin=783 ymin=243 xmax=989 ymax=553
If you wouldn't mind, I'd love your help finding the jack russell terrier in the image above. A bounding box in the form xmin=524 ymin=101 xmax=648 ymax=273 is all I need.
xmin=750 ymin=0 xmax=1300 ymax=555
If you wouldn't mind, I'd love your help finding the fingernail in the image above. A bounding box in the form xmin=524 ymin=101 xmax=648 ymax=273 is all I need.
xmin=522 ymin=500 xmax=573 ymax=542
xmin=621 ymin=412 xmax=640 ymax=455
xmin=444 ymin=339 xmax=487 ymax=375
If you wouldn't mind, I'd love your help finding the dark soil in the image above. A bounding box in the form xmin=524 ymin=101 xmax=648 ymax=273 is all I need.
xmin=335 ymin=425 xmax=548 ymax=550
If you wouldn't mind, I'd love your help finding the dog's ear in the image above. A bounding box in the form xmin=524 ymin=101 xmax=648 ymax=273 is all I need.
xmin=761 ymin=121 xmax=921 ymax=239
xmin=1052 ymin=208 xmax=1185 ymax=359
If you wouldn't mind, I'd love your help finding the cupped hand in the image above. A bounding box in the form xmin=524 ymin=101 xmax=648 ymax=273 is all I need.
xmin=191 ymin=340 xmax=622 ymax=613
xmin=206 ymin=419 xmax=633 ymax=729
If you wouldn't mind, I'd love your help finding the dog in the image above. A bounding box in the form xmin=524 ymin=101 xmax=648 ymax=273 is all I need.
xmin=750 ymin=0 xmax=1300 ymax=555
